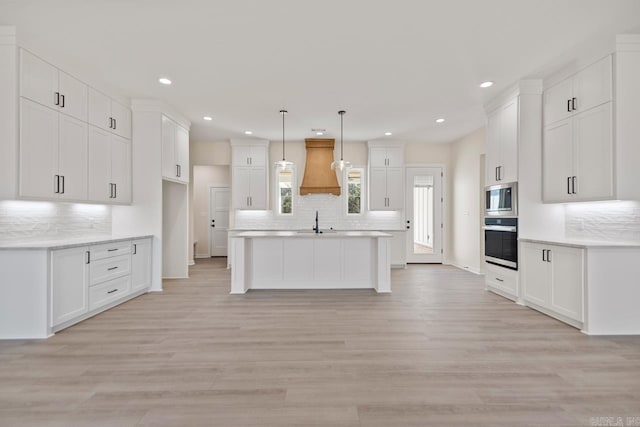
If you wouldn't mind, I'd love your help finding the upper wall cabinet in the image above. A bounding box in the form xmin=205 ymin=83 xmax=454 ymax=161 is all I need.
xmin=20 ymin=50 xmax=87 ymax=122
xmin=231 ymin=140 xmax=269 ymax=210
xmin=161 ymin=115 xmax=189 ymax=184
xmin=88 ymin=87 xmax=131 ymax=139
xmin=485 ymin=96 xmax=518 ymax=186
xmin=541 ymin=39 xmax=640 ymax=203
xmin=543 ymin=56 xmax=612 ymax=126
xmin=367 ymin=142 xmax=404 ymax=211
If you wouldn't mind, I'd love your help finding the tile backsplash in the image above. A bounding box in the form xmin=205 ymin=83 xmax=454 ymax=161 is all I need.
xmin=565 ymin=200 xmax=640 ymax=242
xmin=0 ymin=200 xmax=112 ymax=242
xmin=234 ymin=193 xmax=404 ymax=230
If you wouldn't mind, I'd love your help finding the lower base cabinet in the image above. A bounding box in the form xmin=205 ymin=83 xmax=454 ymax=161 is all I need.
xmin=521 ymin=241 xmax=584 ymax=326
xmin=131 ymin=238 xmax=152 ymax=292
xmin=485 ymin=262 xmax=518 ymax=301
xmin=51 ymin=246 xmax=90 ymax=327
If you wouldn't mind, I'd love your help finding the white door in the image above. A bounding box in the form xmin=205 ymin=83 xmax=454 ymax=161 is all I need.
xmin=51 ymin=246 xmax=89 ymax=326
xmin=110 ymin=100 xmax=132 ymax=139
xmin=485 ymin=108 xmax=501 ymax=186
xmin=500 ymin=98 xmax=518 ymax=183
xmin=232 ymin=167 xmax=250 ymax=209
xmin=542 ymin=119 xmax=573 ymax=202
xmin=573 ymin=56 xmax=612 ymax=115
xmin=209 ymin=187 xmax=230 ymax=256
xmin=131 ymin=238 xmax=152 ymax=292
xmin=58 ymin=71 xmax=87 ymax=121
xmin=87 ymin=87 xmax=111 ymax=131
xmin=550 ymin=246 xmax=584 ymax=322
xmin=543 ymin=77 xmax=573 ymax=126
xmin=88 ymin=125 xmax=112 ymax=202
xmin=111 ymin=134 xmax=131 ymax=203
xmin=386 ymin=167 xmax=404 ymax=210
xmin=58 ymin=113 xmax=88 ymax=201
xmin=368 ymin=167 xmax=387 ymax=210
xmin=175 ymin=125 xmax=189 ymax=183
xmin=248 ymin=167 xmax=267 ymax=209
xmin=161 ymin=116 xmax=176 ymax=179
xmin=20 ymin=49 xmax=58 ymax=109
xmin=405 ymin=167 xmax=443 ymax=263
xmin=521 ymin=242 xmax=551 ymax=307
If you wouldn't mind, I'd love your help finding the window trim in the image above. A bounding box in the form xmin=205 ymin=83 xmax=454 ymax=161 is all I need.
xmin=274 ymin=165 xmax=295 ymax=216
xmin=344 ymin=166 xmax=365 ymax=216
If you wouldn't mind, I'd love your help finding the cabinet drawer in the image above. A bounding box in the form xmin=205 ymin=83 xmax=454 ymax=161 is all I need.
xmin=485 ymin=262 xmax=518 ymax=297
xmin=89 ymin=275 xmax=131 ymax=311
xmin=90 ymin=254 xmax=130 ymax=286
xmin=91 ymin=241 xmax=131 ymax=260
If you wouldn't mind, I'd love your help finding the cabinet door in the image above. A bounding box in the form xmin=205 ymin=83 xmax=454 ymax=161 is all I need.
xmin=19 ymin=98 xmax=59 ymax=199
xmin=88 ymin=125 xmax=112 ymax=202
xmin=131 ymin=239 xmax=152 ymax=292
xmin=111 ymin=135 xmax=132 ymax=204
xmin=485 ymin=109 xmax=501 ymax=186
xmin=248 ymin=167 xmax=267 ymax=209
xmin=543 ymin=78 xmax=573 ymax=126
xmin=175 ymin=125 xmax=189 ymax=183
xmin=232 ymin=167 xmax=251 ymax=209
xmin=500 ymin=98 xmax=518 ymax=183
xmin=386 ymin=167 xmax=404 ymax=210
xmin=58 ymin=71 xmax=87 ymax=121
xmin=51 ymin=246 xmax=89 ymax=326
xmin=110 ymin=100 xmax=131 ymax=139
xmin=368 ymin=167 xmax=388 ymax=210
xmin=369 ymin=147 xmax=388 ymax=167
xmin=521 ymin=243 xmax=551 ymax=307
xmin=87 ymin=87 xmax=111 ymax=131
xmin=58 ymin=114 xmax=88 ymax=201
xmin=249 ymin=146 xmax=266 ymax=166
xmin=232 ymin=146 xmax=252 ymax=166
xmin=20 ymin=49 xmax=58 ymax=109
xmin=573 ymin=56 xmax=612 ymax=114
xmin=550 ymin=246 xmax=584 ymax=322
xmin=573 ymin=103 xmax=613 ymax=201
xmin=542 ymin=119 xmax=573 ymax=202
xmin=161 ymin=116 xmax=177 ymax=179
xmin=385 ymin=147 xmax=403 ymax=167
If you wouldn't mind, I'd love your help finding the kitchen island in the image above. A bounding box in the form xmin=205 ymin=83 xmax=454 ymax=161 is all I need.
xmin=230 ymin=231 xmax=392 ymax=294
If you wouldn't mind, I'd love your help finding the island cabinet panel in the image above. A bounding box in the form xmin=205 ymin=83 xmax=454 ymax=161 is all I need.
xmin=252 ymin=239 xmax=283 ymax=281
xmin=313 ymin=239 xmax=342 ymax=282
xmin=283 ymin=239 xmax=314 ymax=281
xmin=344 ymin=238 xmax=372 ymax=282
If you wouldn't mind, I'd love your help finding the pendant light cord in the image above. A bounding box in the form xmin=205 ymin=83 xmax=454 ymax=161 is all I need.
xmin=339 ymin=110 xmax=346 ymax=161
xmin=280 ymin=109 xmax=287 ymax=161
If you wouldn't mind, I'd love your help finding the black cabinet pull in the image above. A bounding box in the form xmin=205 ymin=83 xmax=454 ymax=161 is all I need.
xmin=114 ymin=183 xmax=117 ymax=199
xmin=567 ymin=177 xmax=572 ymax=195
xmin=86 ymin=251 xmax=91 ymax=264
xmin=572 ymin=97 xmax=577 ymax=111
xmin=60 ymin=94 xmax=65 ymax=108
xmin=107 ymin=266 xmax=118 ymax=271
xmin=495 ymin=278 xmax=504 ymax=282
xmin=54 ymin=92 xmax=60 ymax=106
xmin=572 ymin=176 xmax=577 ymax=194
xmin=60 ymin=175 xmax=65 ymax=194
xmin=113 ymin=118 xmax=116 ymax=130
xmin=567 ymin=99 xmax=571 ymax=112
xmin=542 ymin=249 xmax=545 ymax=262
xmin=107 ymin=248 xmax=118 ymax=252
xmin=109 ymin=117 xmax=113 ymax=129
xmin=54 ymin=175 xmax=60 ymax=193
xmin=133 ymin=244 xmax=137 ymax=255
xmin=107 ymin=289 xmax=118 ymax=294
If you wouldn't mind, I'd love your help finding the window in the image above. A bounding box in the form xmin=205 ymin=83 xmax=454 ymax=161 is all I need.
xmin=346 ymin=168 xmax=363 ymax=215
xmin=277 ymin=168 xmax=293 ymax=215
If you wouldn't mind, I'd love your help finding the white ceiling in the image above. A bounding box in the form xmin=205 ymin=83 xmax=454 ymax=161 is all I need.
xmin=2 ymin=0 xmax=640 ymax=144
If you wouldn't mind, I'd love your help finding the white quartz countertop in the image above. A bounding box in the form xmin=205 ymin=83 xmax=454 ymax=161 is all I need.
xmin=0 ymin=234 xmax=153 ymax=250
xmin=235 ymin=231 xmax=392 ymax=238
xmin=519 ymin=237 xmax=640 ymax=249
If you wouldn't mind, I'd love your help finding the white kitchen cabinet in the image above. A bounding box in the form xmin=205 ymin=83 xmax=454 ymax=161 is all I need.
xmin=51 ymin=246 xmax=89 ymax=327
xmin=542 ymin=102 xmax=613 ymax=202
xmin=544 ymin=55 xmax=612 ymax=126
xmin=20 ymin=98 xmax=88 ymax=201
xmin=485 ymin=96 xmax=518 ymax=186
xmin=20 ymin=50 xmax=87 ymax=122
xmin=87 ymin=126 xmax=131 ymax=204
xmin=521 ymin=241 xmax=584 ymax=324
xmin=368 ymin=142 xmax=404 ymax=211
xmin=110 ymin=134 xmax=132 ymax=203
xmin=131 ymin=238 xmax=152 ymax=292
xmin=87 ymin=87 xmax=131 ymax=139
xmin=485 ymin=262 xmax=519 ymax=301
xmin=231 ymin=140 xmax=269 ymax=210
xmin=162 ymin=115 xmax=189 ymax=184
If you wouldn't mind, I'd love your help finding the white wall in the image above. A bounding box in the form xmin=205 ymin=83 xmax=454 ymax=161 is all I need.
xmin=193 ymin=165 xmax=230 ymax=257
xmin=447 ymin=128 xmax=485 ymax=273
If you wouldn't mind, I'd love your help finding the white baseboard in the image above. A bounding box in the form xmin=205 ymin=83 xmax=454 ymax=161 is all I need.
xmin=195 ymin=254 xmax=210 ymax=259
xmin=448 ymin=261 xmax=483 ymax=275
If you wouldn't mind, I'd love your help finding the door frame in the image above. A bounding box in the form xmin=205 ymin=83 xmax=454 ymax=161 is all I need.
xmin=405 ymin=163 xmax=447 ymax=263
xmin=208 ymin=186 xmax=230 ymax=258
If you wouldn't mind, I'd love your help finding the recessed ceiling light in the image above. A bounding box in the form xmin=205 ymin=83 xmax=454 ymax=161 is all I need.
xmin=480 ymin=81 xmax=494 ymax=88
xmin=435 ymin=118 xmax=445 ymax=123
xmin=385 ymin=132 xmax=392 ymax=136
xmin=316 ymin=132 xmax=324 ymax=136
xmin=158 ymin=77 xmax=172 ymax=85
xmin=203 ymin=116 xmax=212 ymax=121
xmin=244 ymin=130 xmax=253 ymax=135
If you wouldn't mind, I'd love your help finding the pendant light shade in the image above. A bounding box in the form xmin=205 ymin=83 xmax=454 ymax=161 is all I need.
xmin=275 ymin=109 xmax=294 ymax=170
xmin=331 ymin=110 xmax=351 ymax=171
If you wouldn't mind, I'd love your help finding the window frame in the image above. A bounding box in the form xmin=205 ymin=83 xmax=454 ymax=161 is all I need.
xmin=274 ymin=165 xmax=295 ymax=216
xmin=344 ymin=166 xmax=365 ymax=216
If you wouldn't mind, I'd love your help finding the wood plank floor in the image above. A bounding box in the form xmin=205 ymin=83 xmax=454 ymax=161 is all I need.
xmin=1 ymin=258 xmax=640 ymax=426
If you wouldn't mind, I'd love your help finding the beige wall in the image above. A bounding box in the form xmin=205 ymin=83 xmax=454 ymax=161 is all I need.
xmin=448 ymin=127 xmax=486 ymax=273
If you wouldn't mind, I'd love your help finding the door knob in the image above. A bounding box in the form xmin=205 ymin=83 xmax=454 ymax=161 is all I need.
xmin=406 ymin=225 xmax=410 ymax=229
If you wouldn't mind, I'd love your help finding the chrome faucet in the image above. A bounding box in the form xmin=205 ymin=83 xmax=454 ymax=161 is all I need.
xmin=313 ymin=210 xmax=320 ymax=234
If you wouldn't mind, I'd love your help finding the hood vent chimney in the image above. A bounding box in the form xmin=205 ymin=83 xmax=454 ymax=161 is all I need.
xmin=299 ymin=138 xmax=341 ymax=195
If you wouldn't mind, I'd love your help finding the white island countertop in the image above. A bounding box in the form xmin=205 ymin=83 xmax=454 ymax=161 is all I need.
xmin=236 ymin=230 xmax=392 ymax=238
xmin=0 ymin=234 xmax=154 ymax=250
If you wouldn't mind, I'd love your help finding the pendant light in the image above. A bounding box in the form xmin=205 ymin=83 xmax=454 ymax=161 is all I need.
xmin=274 ymin=109 xmax=293 ymax=170
xmin=331 ymin=110 xmax=351 ymax=171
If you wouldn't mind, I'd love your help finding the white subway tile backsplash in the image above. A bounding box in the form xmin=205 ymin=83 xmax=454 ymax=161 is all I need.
xmin=0 ymin=201 xmax=112 ymax=243
xmin=565 ymin=200 xmax=640 ymax=243
xmin=234 ymin=193 xmax=403 ymax=230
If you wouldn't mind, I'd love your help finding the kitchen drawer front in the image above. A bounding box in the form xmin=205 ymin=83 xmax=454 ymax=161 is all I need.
xmin=485 ymin=262 xmax=518 ymax=297
xmin=91 ymin=241 xmax=131 ymax=261
xmin=90 ymin=254 xmax=131 ymax=285
xmin=89 ymin=275 xmax=131 ymax=311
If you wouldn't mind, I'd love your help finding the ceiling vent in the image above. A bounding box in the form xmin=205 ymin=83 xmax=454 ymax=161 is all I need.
xmin=299 ymin=139 xmax=341 ymax=196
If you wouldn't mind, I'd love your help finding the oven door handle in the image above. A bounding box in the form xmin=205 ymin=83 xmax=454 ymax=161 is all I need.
xmin=483 ymin=225 xmax=517 ymax=232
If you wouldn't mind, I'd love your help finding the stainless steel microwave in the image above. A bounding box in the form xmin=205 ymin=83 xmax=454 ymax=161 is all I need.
xmin=485 ymin=182 xmax=517 ymax=217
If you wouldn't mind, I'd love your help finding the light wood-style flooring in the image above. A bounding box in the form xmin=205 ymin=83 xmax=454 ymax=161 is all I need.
xmin=1 ymin=258 xmax=640 ymax=426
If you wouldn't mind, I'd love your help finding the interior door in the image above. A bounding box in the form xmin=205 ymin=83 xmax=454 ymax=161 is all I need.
xmin=405 ymin=167 xmax=443 ymax=263
xmin=209 ymin=187 xmax=230 ymax=256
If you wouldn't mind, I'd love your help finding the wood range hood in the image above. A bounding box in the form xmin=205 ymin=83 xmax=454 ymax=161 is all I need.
xmin=299 ymin=139 xmax=341 ymax=196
